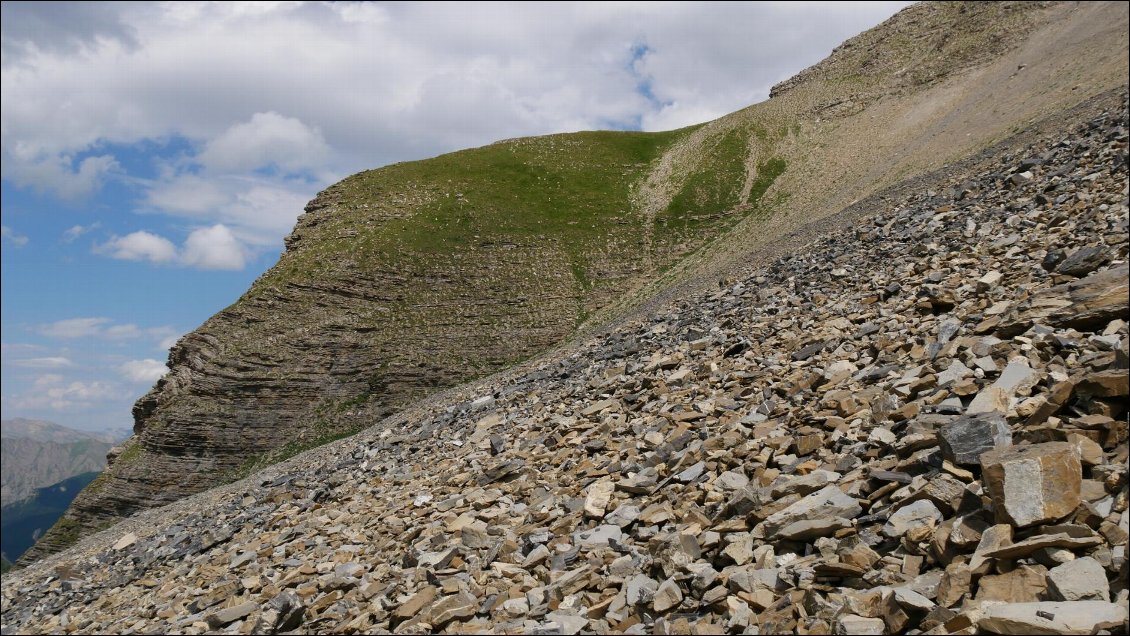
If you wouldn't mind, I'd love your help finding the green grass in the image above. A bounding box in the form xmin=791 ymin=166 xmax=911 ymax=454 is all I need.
xmin=113 ymin=441 xmax=142 ymax=467
xmin=749 ymin=158 xmax=788 ymax=209
xmin=665 ymin=128 xmax=750 ymax=226
xmin=257 ymin=128 xmax=691 ymax=294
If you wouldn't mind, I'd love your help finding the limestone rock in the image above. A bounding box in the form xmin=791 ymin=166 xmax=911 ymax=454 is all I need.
xmin=583 ymin=479 xmax=614 ymax=518
xmin=653 ymin=578 xmax=684 ymax=613
xmin=978 ymin=601 xmax=1128 ymax=635
xmin=883 ymin=500 xmax=944 ymax=538
xmin=981 ymin=442 xmax=1082 ymax=527
xmin=755 ymin=484 xmax=862 ymax=539
xmin=1046 ymin=557 xmax=1110 ymax=601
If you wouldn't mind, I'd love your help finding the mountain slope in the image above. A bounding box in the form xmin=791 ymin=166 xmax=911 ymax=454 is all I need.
xmin=28 ymin=0 xmax=1129 ymax=562
xmin=2 ymin=83 xmax=1125 ymax=636
xmin=0 ymin=472 xmax=100 ymax=563
xmin=0 ymin=419 xmax=117 ymax=507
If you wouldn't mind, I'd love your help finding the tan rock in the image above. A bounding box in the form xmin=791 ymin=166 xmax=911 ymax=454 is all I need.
xmin=394 ymin=586 xmax=437 ymax=620
xmin=975 ymin=564 xmax=1047 ymax=602
xmin=583 ymin=479 xmax=614 ymax=518
xmin=978 ymin=600 xmax=1128 ymax=635
xmin=980 ymin=442 xmax=1082 ymax=528
xmin=653 ymin=578 xmax=683 ymax=613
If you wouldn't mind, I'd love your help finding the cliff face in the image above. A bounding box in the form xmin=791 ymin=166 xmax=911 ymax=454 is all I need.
xmin=24 ymin=0 xmax=1129 ymax=562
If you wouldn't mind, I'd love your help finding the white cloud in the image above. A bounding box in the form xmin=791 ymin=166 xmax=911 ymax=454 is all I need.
xmin=35 ymin=317 xmax=178 ymax=348
xmin=94 ymin=224 xmax=248 ymax=270
xmin=96 ymin=230 xmax=178 ymax=264
xmin=62 ymin=222 xmax=99 ymax=242
xmin=1 ymin=224 xmax=29 ymax=246
xmin=38 ymin=317 xmax=111 ymax=338
xmin=198 ymin=111 xmax=329 ymax=174
xmin=8 ymin=373 xmax=121 ymax=411
xmin=119 ymin=358 xmax=167 ymax=383
xmin=1 ymin=152 xmax=118 ymax=200
xmin=180 ymin=224 xmax=247 ymax=270
xmin=103 ymin=323 xmax=142 ymax=339
xmin=143 ymin=174 xmax=229 ymax=215
xmin=144 ymin=175 xmax=315 ymax=248
xmin=8 ymin=356 xmax=74 ymax=369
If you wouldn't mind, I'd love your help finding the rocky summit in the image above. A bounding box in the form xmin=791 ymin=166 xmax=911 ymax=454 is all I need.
xmin=2 ymin=74 xmax=1127 ymax=635
xmin=27 ymin=0 xmax=1130 ymax=561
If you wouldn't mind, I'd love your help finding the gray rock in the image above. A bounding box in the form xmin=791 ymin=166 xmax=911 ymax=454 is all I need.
xmin=573 ymin=524 xmax=622 ymax=547
xmin=1046 ymin=556 xmax=1110 ymax=601
xmin=205 ymin=601 xmax=257 ymax=628
xmin=756 ymin=484 xmax=862 ymax=539
xmin=1055 ymin=245 xmax=1108 ymax=277
xmin=938 ymin=412 xmax=1011 ymax=466
xmin=836 ymin=614 xmax=885 ymax=635
xmin=883 ymin=500 xmax=944 ymax=538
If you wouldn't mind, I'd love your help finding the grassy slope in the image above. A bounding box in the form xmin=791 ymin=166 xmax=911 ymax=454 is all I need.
xmin=255 ymin=125 xmax=785 ymax=303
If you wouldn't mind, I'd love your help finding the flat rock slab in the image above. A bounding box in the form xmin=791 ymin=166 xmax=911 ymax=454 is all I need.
xmin=978 ymin=600 xmax=1128 ymax=635
xmin=1046 ymin=556 xmax=1109 ymax=601
xmin=996 ymin=264 xmax=1129 ymax=337
xmin=756 ymin=484 xmax=861 ymax=539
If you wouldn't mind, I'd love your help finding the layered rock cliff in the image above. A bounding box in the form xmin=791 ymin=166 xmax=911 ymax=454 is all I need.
xmin=23 ymin=0 xmax=1129 ymax=562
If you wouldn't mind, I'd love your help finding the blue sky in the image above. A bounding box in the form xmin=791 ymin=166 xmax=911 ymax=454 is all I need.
xmin=1 ymin=1 xmax=909 ymax=432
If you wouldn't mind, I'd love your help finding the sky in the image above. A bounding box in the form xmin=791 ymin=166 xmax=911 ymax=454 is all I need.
xmin=0 ymin=1 xmax=910 ymax=432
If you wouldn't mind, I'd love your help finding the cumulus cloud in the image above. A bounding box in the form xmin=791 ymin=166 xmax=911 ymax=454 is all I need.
xmin=198 ymin=111 xmax=330 ymax=174
xmin=1 ymin=1 xmax=138 ymax=63
xmin=181 ymin=224 xmax=247 ymax=270
xmin=95 ymin=224 xmax=247 ymax=270
xmin=37 ymin=316 xmax=112 ymax=339
xmin=1 ymin=224 xmax=29 ymax=246
xmin=36 ymin=317 xmax=177 ymax=347
xmin=119 ymin=358 xmax=167 ymax=383
xmin=95 ymin=230 xmax=178 ymax=264
xmin=8 ymin=356 xmax=74 ymax=369
xmin=144 ymin=176 xmax=314 ymax=248
xmin=1 ymin=152 xmax=118 ymax=200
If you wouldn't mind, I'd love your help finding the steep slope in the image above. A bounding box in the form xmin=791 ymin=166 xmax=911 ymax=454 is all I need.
xmin=0 ymin=472 xmax=100 ymax=563
xmin=29 ymin=1 xmax=1129 ymax=562
xmin=0 ymin=420 xmax=116 ymax=507
xmin=2 ymin=85 xmax=1125 ymax=636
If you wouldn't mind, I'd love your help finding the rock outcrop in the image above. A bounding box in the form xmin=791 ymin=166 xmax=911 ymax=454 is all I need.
xmin=24 ymin=0 xmax=1130 ymax=564
xmin=3 ymin=77 xmax=1126 ymax=636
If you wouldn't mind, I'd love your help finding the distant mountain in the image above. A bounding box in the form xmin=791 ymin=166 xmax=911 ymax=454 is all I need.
xmin=0 ymin=418 xmax=127 ymax=445
xmin=0 ymin=418 xmax=126 ymax=506
xmin=0 ymin=471 xmax=101 ymax=564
